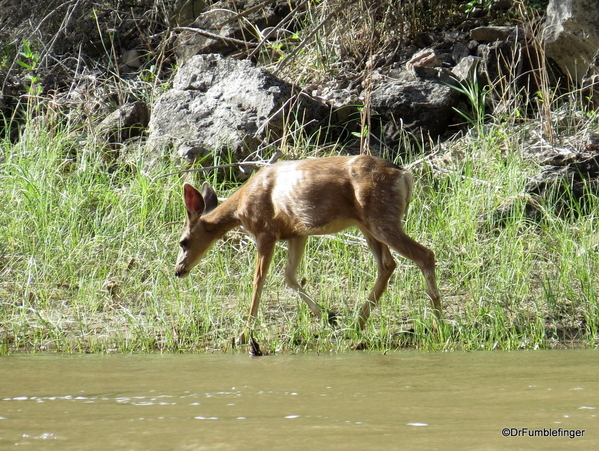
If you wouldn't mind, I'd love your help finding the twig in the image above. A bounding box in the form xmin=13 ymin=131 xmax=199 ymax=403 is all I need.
xmin=31 ymin=0 xmax=80 ymax=68
xmin=405 ymin=149 xmax=501 ymax=188
xmin=173 ymin=26 xmax=258 ymax=47
xmin=434 ymin=167 xmax=503 ymax=189
xmin=405 ymin=149 xmax=441 ymax=169
xmin=158 ymin=152 xmax=281 ymax=179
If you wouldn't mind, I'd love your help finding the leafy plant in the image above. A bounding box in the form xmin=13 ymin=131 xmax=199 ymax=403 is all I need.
xmin=450 ymin=69 xmax=490 ymax=136
xmin=16 ymin=40 xmax=42 ymax=95
xmin=464 ymin=1 xmax=494 ymax=14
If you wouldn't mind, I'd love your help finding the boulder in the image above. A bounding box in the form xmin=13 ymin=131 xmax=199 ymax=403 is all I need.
xmin=369 ymin=71 xmax=459 ymax=144
xmin=450 ymin=55 xmax=482 ymax=84
xmin=545 ymin=0 xmax=599 ymax=85
xmin=175 ymin=7 xmax=242 ymax=62
xmin=147 ymin=54 xmax=330 ymax=162
xmin=475 ymin=39 xmax=516 ymax=88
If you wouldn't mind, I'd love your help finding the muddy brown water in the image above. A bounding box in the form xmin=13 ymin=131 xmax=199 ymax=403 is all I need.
xmin=1 ymin=350 xmax=597 ymax=450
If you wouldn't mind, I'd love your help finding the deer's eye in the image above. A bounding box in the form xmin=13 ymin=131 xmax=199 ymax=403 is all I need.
xmin=180 ymin=238 xmax=189 ymax=249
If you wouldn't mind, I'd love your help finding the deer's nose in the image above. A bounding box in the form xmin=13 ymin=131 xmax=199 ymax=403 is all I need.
xmin=175 ymin=266 xmax=189 ymax=278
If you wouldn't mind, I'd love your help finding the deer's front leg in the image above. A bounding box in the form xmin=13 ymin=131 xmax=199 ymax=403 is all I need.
xmin=237 ymin=236 xmax=276 ymax=345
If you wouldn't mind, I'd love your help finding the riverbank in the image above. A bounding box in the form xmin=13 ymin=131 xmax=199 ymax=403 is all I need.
xmin=1 ymin=105 xmax=597 ymax=354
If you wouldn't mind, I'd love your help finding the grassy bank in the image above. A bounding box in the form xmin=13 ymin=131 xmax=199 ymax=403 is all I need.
xmin=1 ymin=108 xmax=598 ymax=354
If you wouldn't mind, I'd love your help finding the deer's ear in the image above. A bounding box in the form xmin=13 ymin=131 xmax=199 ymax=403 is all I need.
xmin=201 ymin=182 xmax=219 ymax=214
xmin=183 ymin=183 xmax=205 ymax=220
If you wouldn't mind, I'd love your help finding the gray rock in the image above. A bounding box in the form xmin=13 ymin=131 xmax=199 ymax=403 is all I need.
xmin=169 ymin=0 xmax=207 ymax=27
xmin=470 ymin=26 xmax=513 ymax=43
xmin=545 ymin=0 xmax=599 ymax=85
xmin=524 ymin=150 xmax=599 ymax=217
xmin=450 ymin=55 xmax=482 ymax=84
xmin=370 ymin=71 xmax=459 ymax=142
xmin=175 ymin=8 xmax=241 ymax=62
xmin=475 ymin=39 xmax=515 ymax=87
xmin=98 ymin=101 xmax=150 ymax=146
xmin=406 ymin=48 xmax=443 ymax=78
xmin=147 ymin=54 xmax=329 ymax=162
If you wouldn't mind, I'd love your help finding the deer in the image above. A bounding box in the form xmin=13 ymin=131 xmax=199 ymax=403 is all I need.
xmin=174 ymin=155 xmax=441 ymax=346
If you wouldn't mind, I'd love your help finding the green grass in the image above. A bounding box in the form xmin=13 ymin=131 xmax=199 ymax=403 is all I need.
xmin=1 ymin=112 xmax=598 ymax=354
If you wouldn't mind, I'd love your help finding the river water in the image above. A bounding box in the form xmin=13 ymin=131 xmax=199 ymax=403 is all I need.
xmin=0 ymin=350 xmax=596 ymax=450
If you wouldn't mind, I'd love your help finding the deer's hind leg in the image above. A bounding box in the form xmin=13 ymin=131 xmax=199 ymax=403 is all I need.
xmin=356 ymin=230 xmax=397 ymax=330
xmin=373 ymin=225 xmax=442 ymax=318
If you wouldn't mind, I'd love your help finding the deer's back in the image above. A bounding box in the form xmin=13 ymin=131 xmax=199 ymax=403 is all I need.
xmin=235 ymin=155 xmax=412 ymax=239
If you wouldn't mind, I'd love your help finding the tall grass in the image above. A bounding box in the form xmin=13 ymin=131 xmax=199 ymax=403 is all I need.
xmin=1 ymin=104 xmax=597 ymax=354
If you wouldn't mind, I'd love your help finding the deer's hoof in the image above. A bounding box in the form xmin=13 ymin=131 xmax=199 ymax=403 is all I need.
xmin=248 ymin=336 xmax=263 ymax=356
xmin=234 ymin=331 xmax=264 ymax=356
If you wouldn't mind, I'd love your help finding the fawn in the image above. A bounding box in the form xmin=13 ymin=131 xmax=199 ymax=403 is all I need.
xmin=175 ymin=155 xmax=441 ymax=344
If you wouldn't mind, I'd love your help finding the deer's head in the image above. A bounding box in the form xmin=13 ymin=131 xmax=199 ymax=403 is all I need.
xmin=174 ymin=182 xmax=219 ymax=278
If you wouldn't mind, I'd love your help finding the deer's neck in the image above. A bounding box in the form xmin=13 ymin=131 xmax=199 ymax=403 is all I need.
xmin=204 ymin=191 xmax=242 ymax=234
